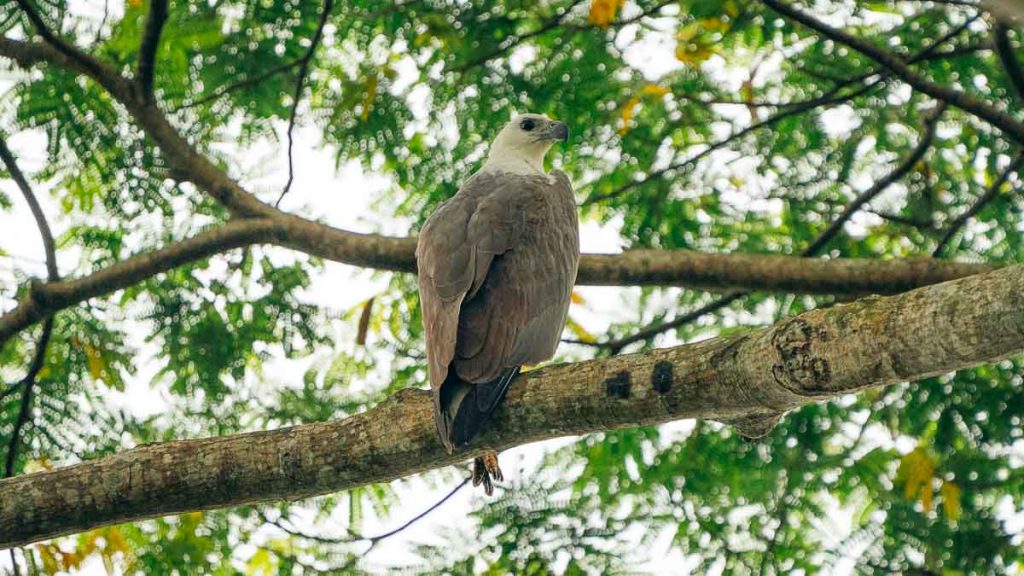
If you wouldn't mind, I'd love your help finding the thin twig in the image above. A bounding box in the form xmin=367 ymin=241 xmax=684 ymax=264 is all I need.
xmin=453 ymin=0 xmax=588 ymax=74
xmin=4 ymin=318 xmax=53 ymax=477
xmin=259 ymin=477 xmax=470 ymax=548
xmin=586 ymin=12 xmax=978 ymax=206
xmin=171 ymin=59 xmax=305 ymax=112
xmin=586 ymin=104 xmax=944 ymax=353
xmin=13 ymin=0 xmax=108 ymax=80
xmin=0 ymin=136 xmax=58 ymax=281
xmin=932 ymin=153 xmax=1023 ymax=256
xmin=994 ymin=23 xmax=1024 ymax=102
xmin=584 ymin=81 xmax=882 ymax=205
xmin=802 ymin=103 xmax=946 ymax=256
xmin=0 ymin=134 xmax=60 ymax=479
xmin=762 ymin=0 xmax=1024 ymax=144
xmin=275 ymin=0 xmax=334 ymax=207
xmin=137 ymin=0 xmax=168 ymax=100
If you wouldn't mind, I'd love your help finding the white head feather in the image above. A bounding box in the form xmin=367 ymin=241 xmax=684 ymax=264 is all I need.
xmin=481 ymin=113 xmax=569 ymax=176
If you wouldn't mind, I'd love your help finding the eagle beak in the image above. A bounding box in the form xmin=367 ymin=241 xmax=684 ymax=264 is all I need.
xmin=547 ymin=121 xmax=569 ymax=142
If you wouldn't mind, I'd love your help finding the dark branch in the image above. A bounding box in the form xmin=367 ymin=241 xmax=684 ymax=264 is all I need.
xmin=171 ymin=59 xmax=305 ymax=112
xmin=994 ymin=23 xmax=1024 ymax=102
xmin=0 ymin=219 xmax=284 ymax=349
xmin=0 ymin=134 xmax=59 ymax=480
xmin=933 ymin=153 xmax=1024 ymax=256
xmin=592 ymin=103 xmax=945 ymax=352
xmin=261 ymin=477 xmax=469 ymax=550
xmin=0 ymin=136 xmax=57 ymax=282
xmin=13 ymin=0 xmax=112 ymax=87
xmin=453 ymin=0 xmax=588 ymax=74
xmin=762 ymin=0 xmax=1024 ymax=145
xmin=137 ymin=0 xmax=168 ymax=100
xmin=276 ymin=0 xmax=334 ymax=207
xmin=802 ymin=103 xmax=946 ymax=256
xmin=4 ymin=319 xmax=52 ymax=478
xmin=584 ymin=80 xmax=883 ymax=205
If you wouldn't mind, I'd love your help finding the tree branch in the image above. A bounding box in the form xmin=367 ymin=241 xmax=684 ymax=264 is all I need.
xmin=993 ymin=23 xmax=1024 ymax=102
xmin=0 ymin=218 xmax=283 ymax=348
xmin=137 ymin=0 xmax=168 ymax=100
xmin=0 ymin=217 xmax=996 ymax=348
xmin=762 ymin=0 xmax=1024 ymax=145
xmin=932 ymin=153 xmax=1023 ymax=256
xmin=276 ymin=0 xmax=333 ymax=207
xmin=0 ymin=136 xmax=57 ymax=282
xmin=13 ymin=0 xmax=112 ymax=84
xmin=2 ymin=263 xmax=1023 ymax=548
xmin=587 ymin=103 xmax=945 ymax=352
xmin=802 ymin=102 xmax=945 ymax=255
xmin=0 ymin=134 xmax=60 ymax=481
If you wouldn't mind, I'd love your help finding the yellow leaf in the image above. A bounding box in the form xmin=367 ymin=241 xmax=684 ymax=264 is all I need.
xmin=361 ymin=74 xmax=378 ymax=121
xmin=36 ymin=544 xmax=60 ymax=574
xmin=897 ymin=447 xmax=935 ymax=512
xmin=619 ymin=96 xmax=640 ymax=135
xmin=246 ymin=548 xmax=277 ymax=576
xmin=566 ymin=316 xmax=596 ymax=344
xmin=642 ymin=83 xmax=670 ymax=97
xmin=37 ymin=366 xmax=51 ymax=380
xmin=676 ymin=22 xmax=701 ymax=43
xmin=128 ymin=0 xmax=142 ymax=7
xmin=86 ymin=346 xmax=105 ymax=381
xmin=570 ymin=290 xmax=587 ymax=305
xmin=675 ymin=44 xmax=715 ymax=67
xmin=699 ymin=17 xmax=731 ymax=33
xmin=941 ymin=480 xmax=962 ymax=521
xmin=588 ymin=0 xmax=626 ymax=27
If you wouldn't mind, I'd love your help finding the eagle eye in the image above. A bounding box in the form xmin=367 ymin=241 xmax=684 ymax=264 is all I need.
xmin=520 ymin=119 xmax=536 ymax=131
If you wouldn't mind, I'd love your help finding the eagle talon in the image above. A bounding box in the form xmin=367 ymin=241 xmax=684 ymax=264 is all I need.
xmin=472 ymin=452 xmax=503 ymax=496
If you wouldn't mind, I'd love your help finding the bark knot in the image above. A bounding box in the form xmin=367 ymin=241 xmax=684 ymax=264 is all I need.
xmin=770 ymin=318 xmax=833 ymax=396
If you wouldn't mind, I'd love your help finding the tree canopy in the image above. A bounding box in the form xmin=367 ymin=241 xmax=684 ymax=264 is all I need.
xmin=1 ymin=0 xmax=1023 ymax=574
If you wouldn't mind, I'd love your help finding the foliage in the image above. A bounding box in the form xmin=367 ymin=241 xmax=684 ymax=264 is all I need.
xmin=1 ymin=0 xmax=1023 ymax=574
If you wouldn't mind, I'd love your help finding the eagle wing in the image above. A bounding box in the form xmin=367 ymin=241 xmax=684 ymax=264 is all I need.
xmin=416 ymin=170 xmax=579 ymax=450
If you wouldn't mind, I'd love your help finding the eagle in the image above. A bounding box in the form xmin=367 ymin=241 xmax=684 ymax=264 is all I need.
xmin=416 ymin=113 xmax=580 ymax=494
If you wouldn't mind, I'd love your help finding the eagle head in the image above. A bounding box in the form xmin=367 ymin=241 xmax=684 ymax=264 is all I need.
xmin=486 ymin=113 xmax=569 ymax=174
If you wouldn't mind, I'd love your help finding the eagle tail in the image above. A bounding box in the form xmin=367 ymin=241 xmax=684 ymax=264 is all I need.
xmin=436 ymin=366 xmax=519 ymax=454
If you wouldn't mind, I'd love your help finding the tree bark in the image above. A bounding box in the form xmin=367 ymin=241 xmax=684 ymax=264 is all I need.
xmin=2 ymin=263 xmax=1022 ymax=549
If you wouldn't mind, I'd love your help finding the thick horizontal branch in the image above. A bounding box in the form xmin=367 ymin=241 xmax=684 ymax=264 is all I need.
xmin=0 ymin=209 xmax=995 ymax=346
xmin=2 ymin=263 xmax=1022 ymax=548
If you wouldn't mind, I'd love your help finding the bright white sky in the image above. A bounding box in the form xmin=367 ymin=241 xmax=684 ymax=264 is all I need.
xmin=3 ymin=2 xmax=1021 ymax=575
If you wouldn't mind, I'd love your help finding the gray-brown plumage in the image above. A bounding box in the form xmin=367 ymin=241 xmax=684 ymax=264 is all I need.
xmin=416 ymin=114 xmax=579 ymax=492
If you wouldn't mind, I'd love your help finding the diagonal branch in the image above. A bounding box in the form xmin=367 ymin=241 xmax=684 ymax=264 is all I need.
xmin=171 ymin=59 xmax=305 ymax=112
xmin=2 ymin=262 xmax=1023 ymax=548
xmin=13 ymin=0 xmax=111 ymax=83
xmin=585 ymin=11 xmax=977 ymax=206
xmin=0 ymin=136 xmax=57 ymax=282
xmin=584 ymin=81 xmax=882 ymax=205
xmin=802 ymin=102 xmax=946 ymax=255
xmin=137 ymin=0 xmax=168 ymax=100
xmin=993 ymin=23 xmax=1024 ymax=102
xmin=588 ymin=103 xmax=945 ymax=352
xmin=276 ymin=0 xmax=334 ymax=207
xmin=762 ymin=0 xmax=1024 ymax=145
xmin=0 ymin=218 xmax=283 ymax=348
xmin=0 ymin=134 xmax=60 ymax=480
xmin=932 ymin=153 xmax=1024 ymax=256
